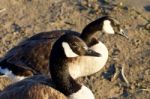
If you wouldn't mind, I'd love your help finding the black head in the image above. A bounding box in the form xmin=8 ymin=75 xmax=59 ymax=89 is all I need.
xmin=51 ymin=34 xmax=101 ymax=58
xmin=49 ymin=34 xmax=100 ymax=96
xmin=102 ymin=16 xmax=128 ymax=38
xmin=81 ymin=16 xmax=128 ymax=46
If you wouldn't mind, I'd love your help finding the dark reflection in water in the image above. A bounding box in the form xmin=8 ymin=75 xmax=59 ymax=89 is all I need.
xmin=144 ymin=5 xmax=150 ymax=12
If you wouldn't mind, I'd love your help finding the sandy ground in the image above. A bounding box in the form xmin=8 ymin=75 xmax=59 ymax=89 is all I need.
xmin=0 ymin=0 xmax=149 ymax=99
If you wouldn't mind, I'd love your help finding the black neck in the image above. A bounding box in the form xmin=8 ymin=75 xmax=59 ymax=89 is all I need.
xmin=50 ymin=44 xmax=81 ymax=96
xmin=80 ymin=16 xmax=109 ymax=47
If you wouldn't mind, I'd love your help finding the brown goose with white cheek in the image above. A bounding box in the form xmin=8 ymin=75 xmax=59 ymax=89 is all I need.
xmin=0 ymin=34 xmax=99 ymax=99
xmin=0 ymin=16 xmax=128 ymax=81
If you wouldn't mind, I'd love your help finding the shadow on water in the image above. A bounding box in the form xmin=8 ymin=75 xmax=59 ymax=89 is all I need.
xmin=144 ymin=5 xmax=150 ymax=12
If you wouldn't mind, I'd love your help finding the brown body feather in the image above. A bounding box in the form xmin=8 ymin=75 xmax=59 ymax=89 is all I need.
xmin=0 ymin=75 xmax=67 ymax=99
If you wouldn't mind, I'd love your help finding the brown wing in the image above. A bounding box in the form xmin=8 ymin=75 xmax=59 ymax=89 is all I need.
xmin=1 ymin=31 xmax=63 ymax=75
xmin=0 ymin=30 xmax=79 ymax=76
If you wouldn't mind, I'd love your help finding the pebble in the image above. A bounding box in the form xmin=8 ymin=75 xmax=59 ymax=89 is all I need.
xmin=144 ymin=69 xmax=150 ymax=75
xmin=119 ymin=2 xmax=123 ymax=6
xmin=124 ymin=25 xmax=130 ymax=29
xmin=112 ymin=48 xmax=120 ymax=56
xmin=130 ymin=84 xmax=135 ymax=90
xmin=146 ymin=41 xmax=150 ymax=46
xmin=81 ymin=1 xmax=88 ymax=6
xmin=11 ymin=23 xmax=21 ymax=32
xmin=93 ymin=3 xmax=100 ymax=11
xmin=145 ymin=23 xmax=150 ymax=30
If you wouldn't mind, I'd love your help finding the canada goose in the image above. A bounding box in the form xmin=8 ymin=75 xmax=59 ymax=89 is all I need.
xmin=0 ymin=34 xmax=99 ymax=99
xmin=0 ymin=16 xmax=127 ymax=80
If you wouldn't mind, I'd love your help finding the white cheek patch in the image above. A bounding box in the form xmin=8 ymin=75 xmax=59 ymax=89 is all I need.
xmin=62 ymin=42 xmax=79 ymax=58
xmin=103 ymin=20 xmax=115 ymax=34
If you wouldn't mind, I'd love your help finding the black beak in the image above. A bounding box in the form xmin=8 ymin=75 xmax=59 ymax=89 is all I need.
xmin=85 ymin=49 xmax=101 ymax=57
xmin=117 ymin=29 xmax=129 ymax=39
